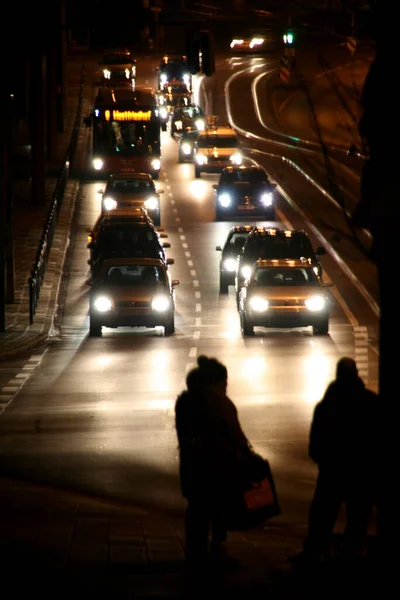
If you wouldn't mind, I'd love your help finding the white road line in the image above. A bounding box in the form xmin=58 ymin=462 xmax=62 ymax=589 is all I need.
xmin=193 ymin=331 xmax=201 ymax=340
xmin=195 ymin=303 xmax=201 ymax=312
xmin=188 ymin=260 xmax=194 ymax=267
xmin=195 ymin=318 xmax=201 ymax=326
xmin=190 ymin=270 xmax=196 ymax=277
xmin=193 ymin=280 xmax=199 ymax=287
xmin=189 ymin=347 xmax=197 ymax=358
xmin=185 ymin=251 xmax=191 ymax=258
xmin=195 ymin=291 xmax=201 ymax=299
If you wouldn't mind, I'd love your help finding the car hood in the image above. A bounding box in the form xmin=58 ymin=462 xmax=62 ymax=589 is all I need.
xmin=91 ymin=283 xmax=170 ymax=302
xmin=219 ymin=184 xmax=272 ymax=196
xmin=247 ymin=285 xmax=325 ymax=301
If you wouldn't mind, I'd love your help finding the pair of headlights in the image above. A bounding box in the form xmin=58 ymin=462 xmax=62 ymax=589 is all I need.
xmin=102 ymin=195 xmax=159 ymax=212
xmin=247 ymin=295 xmax=327 ymax=312
xmin=218 ymin=191 xmax=273 ymax=208
xmin=93 ymin=295 xmax=171 ymax=313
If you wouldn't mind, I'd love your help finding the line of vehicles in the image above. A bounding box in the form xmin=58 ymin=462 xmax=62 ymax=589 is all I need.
xmin=83 ymin=49 xmax=333 ymax=338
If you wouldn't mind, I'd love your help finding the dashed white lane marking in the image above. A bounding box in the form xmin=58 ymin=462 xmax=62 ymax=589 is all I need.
xmin=195 ymin=304 xmax=201 ymax=312
xmin=195 ymin=291 xmax=201 ymax=299
xmin=354 ymin=326 xmax=369 ymax=380
xmin=188 ymin=260 xmax=194 ymax=267
xmin=175 ymin=217 xmax=180 ymax=222
xmin=0 ymin=350 xmax=47 ymax=415
xmin=195 ymin=318 xmax=201 ymax=326
xmin=173 ymin=208 xmax=178 ymax=213
xmin=189 ymin=347 xmax=197 ymax=358
xmin=182 ymin=243 xmax=188 ymax=249
xmin=190 ymin=270 xmax=196 ymax=277
xmin=178 ymin=227 xmax=183 ymax=232
xmin=180 ymin=235 xmax=186 ymax=241
xmin=185 ymin=251 xmax=191 ymax=258
xmin=193 ymin=331 xmax=201 ymax=340
xmin=170 ymin=198 xmax=175 ymax=204
xmin=193 ymin=280 xmax=199 ymax=287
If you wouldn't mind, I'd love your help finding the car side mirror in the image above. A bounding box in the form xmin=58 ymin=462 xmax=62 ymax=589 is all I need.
xmin=83 ymin=116 xmax=92 ymax=127
xmin=166 ymin=258 xmax=175 ymax=265
xmin=87 ymin=259 xmax=92 ymax=265
xmin=162 ymin=242 xmax=171 ymax=248
xmin=87 ymin=242 xmax=94 ymax=249
xmin=97 ymin=189 xmax=104 ymax=194
xmin=212 ymin=184 xmax=218 ymax=190
xmin=315 ymin=246 xmax=326 ymax=255
xmin=159 ymin=232 xmax=168 ymax=238
xmin=86 ymin=227 xmax=92 ymax=233
xmin=156 ymin=188 xmax=164 ymax=194
xmin=172 ymin=280 xmax=180 ymax=287
xmin=323 ymin=281 xmax=333 ymax=288
xmin=216 ymin=245 xmax=222 ymax=251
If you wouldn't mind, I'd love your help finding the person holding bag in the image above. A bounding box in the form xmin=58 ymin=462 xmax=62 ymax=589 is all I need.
xmin=175 ymin=355 xmax=251 ymax=568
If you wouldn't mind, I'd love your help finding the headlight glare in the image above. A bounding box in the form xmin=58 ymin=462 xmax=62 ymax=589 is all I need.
xmin=230 ymin=152 xmax=242 ymax=165
xmin=182 ymin=142 xmax=192 ymax=155
xmin=241 ymin=265 xmax=252 ymax=280
xmin=219 ymin=193 xmax=231 ymax=208
xmin=144 ymin=196 xmax=159 ymax=210
xmin=260 ymin=192 xmax=273 ymax=207
xmin=151 ymin=295 xmax=170 ymax=312
xmin=93 ymin=158 xmax=104 ymax=171
xmin=305 ymin=295 xmax=326 ymax=312
xmin=249 ymin=296 xmax=269 ymax=311
xmin=223 ymin=258 xmax=237 ymax=272
xmin=151 ymin=158 xmax=161 ymax=171
xmin=93 ymin=296 xmax=113 ymax=312
xmin=103 ymin=196 xmax=117 ymax=211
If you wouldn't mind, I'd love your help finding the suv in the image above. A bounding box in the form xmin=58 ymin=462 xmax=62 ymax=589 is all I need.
xmin=235 ymin=227 xmax=326 ymax=307
xmin=169 ymin=104 xmax=205 ymax=138
xmin=99 ymin=50 xmax=137 ymax=89
xmin=87 ymin=221 xmax=172 ymax=281
xmin=97 ymin=173 xmax=164 ymax=226
xmin=212 ymin=165 xmax=277 ymax=220
xmin=194 ymin=125 xmax=242 ymax=177
xmin=178 ymin=128 xmax=200 ymax=163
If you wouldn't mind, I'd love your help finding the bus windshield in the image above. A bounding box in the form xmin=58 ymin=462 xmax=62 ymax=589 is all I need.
xmin=93 ymin=121 xmax=159 ymax=157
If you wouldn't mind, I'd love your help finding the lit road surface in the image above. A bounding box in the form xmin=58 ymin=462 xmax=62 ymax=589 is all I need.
xmin=0 ymin=50 xmax=379 ymax=534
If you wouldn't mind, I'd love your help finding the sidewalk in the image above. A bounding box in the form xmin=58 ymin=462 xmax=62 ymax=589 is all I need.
xmin=0 ymin=54 xmax=94 ymax=361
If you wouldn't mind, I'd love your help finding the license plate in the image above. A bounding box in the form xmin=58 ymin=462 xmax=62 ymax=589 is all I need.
xmin=117 ymin=307 xmax=148 ymax=316
xmin=238 ymin=205 xmax=254 ymax=210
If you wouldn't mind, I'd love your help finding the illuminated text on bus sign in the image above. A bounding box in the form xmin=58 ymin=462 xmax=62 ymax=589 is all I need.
xmin=104 ymin=110 xmax=152 ymax=122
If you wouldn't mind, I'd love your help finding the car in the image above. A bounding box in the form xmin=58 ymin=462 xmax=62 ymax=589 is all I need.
xmin=229 ymin=30 xmax=276 ymax=54
xmin=235 ymin=227 xmax=326 ymax=307
xmin=169 ymin=104 xmax=205 ymax=138
xmin=87 ymin=221 xmax=172 ymax=281
xmin=215 ymin=225 xmax=253 ymax=293
xmin=212 ymin=165 xmax=277 ymax=220
xmin=157 ymin=54 xmax=191 ymax=91
xmin=238 ymin=258 xmax=332 ymax=337
xmin=194 ymin=124 xmax=242 ymax=177
xmin=97 ymin=173 xmax=164 ymax=226
xmin=86 ymin=207 xmax=159 ymax=245
xmin=89 ymin=257 xmax=180 ymax=337
xmin=157 ymin=83 xmax=192 ymax=131
xmin=99 ymin=50 xmax=137 ymax=89
xmin=177 ymin=128 xmax=200 ymax=163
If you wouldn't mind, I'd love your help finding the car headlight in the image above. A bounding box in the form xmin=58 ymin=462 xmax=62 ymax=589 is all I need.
xmin=103 ymin=69 xmax=111 ymax=79
xmin=260 ymin=192 xmax=273 ymax=207
xmin=195 ymin=154 xmax=207 ymax=165
xmin=182 ymin=142 xmax=192 ymax=155
xmin=249 ymin=296 xmax=269 ymax=311
xmin=183 ymin=74 xmax=190 ymax=86
xmin=305 ymin=295 xmax=326 ymax=312
xmin=93 ymin=296 xmax=113 ymax=312
xmin=175 ymin=120 xmax=183 ymax=130
xmin=102 ymin=196 xmax=117 ymax=211
xmin=250 ymin=37 xmax=264 ymax=48
xmin=230 ymin=39 xmax=244 ymax=48
xmin=93 ymin=158 xmax=104 ymax=171
xmin=160 ymin=107 xmax=168 ymax=119
xmin=313 ymin=266 xmax=319 ymax=276
xmin=195 ymin=118 xmax=205 ymax=131
xmin=144 ymin=196 xmax=159 ymax=211
xmin=125 ymin=68 xmax=130 ymax=79
xmin=131 ymin=66 xmax=136 ymax=77
xmin=160 ymin=74 xmax=167 ymax=85
xmin=218 ymin=193 xmax=232 ymax=208
xmin=241 ymin=265 xmax=252 ymax=280
xmin=151 ymin=295 xmax=170 ymax=312
xmin=230 ymin=152 xmax=242 ymax=165
xmin=151 ymin=158 xmax=161 ymax=171
xmin=223 ymin=258 xmax=237 ymax=272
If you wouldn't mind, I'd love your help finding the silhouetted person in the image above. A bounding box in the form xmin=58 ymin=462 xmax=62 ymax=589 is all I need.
xmin=293 ymin=357 xmax=379 ymax=565
xmin=175 ymin=355 xmax=250 ymax=569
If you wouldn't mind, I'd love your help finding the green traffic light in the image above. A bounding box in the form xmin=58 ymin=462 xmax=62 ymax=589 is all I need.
xmin=283 ymin=33 xmax=294 ymax=45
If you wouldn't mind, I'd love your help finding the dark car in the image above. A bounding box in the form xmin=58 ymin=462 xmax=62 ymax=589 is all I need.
xmin=87 ymin=221 xmax=172 ymax=281
xmin=212 ymin=165 xmax=277 ymax=220
xmin=169 ymin=104 xmax=205 ymax=138
xmin=89 ymin=257 xmax=179 ymax=337
xmin=157 ymin=54 xmax=191 ymax=91
xmin=177 ymin=128 xmax=200 ymax=163
xmin=215 ymin=225 xmax=253 ymax=293
xmin=97 ymin=173 xmax=164 ymax=226
xmin=235 ymin=227 xmax=326 ymax=307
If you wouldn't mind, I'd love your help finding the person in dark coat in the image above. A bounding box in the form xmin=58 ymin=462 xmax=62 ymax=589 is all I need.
xmin=294 ymin=356 xmax=379 ymax=564
xmin=175 ymin=355 xmax=250 ymax=567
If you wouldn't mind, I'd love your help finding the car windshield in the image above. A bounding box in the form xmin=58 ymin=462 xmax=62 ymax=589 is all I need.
xmin=109 ymin=180 xmax=154 ymax=194
xmin=198 ymin=136 xmax=237 ymax=148
xmin=245 ymin=234 xmax=314 ymax=260
xmin=253 ymin=267 xmax=319 ymax=286
xmin=228 ymin=233 xmax=249 ymax=250
xmin=223 ymin=170 xmax=268 ymax=184
xmin=103 ymin=54 xmax=132 ymax=64
xmin=102 ymin=264 xmax=167 ymax=286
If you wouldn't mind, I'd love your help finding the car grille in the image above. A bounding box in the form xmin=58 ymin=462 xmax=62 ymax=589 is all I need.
xmin=115 ymin=300 xmax=149 ymax=308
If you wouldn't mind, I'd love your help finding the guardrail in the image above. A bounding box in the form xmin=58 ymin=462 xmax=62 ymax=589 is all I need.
xmin=29 ymin=66 xmax=85 ymax=324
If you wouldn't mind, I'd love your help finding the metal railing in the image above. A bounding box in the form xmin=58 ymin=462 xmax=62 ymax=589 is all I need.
xmin=29 ymin=65 xmax=85 ymax=324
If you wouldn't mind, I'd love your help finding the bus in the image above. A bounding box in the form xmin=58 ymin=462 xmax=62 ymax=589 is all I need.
xmin=84 ymin=87 xmax=162 ymax=179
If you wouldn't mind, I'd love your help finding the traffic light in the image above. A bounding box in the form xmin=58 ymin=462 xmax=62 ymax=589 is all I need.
xmin=283 ymin=32 xmax=295 ymax=46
